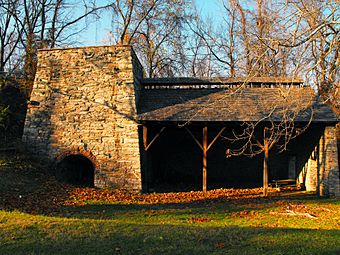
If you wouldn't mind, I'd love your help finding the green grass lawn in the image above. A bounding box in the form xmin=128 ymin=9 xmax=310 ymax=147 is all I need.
xmin=0 ymin=153 xmax=339 ymax=255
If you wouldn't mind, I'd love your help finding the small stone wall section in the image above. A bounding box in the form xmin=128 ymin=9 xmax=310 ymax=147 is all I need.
xmin=23 ymin=45 xmax=143 ymax=190
xmin=304 ymin=126 xmax=339 ymax=197
xmin=323 ymin=126 xmax=340 ymax=196
xmin=337 ymin=123 xmax=340 ymax=170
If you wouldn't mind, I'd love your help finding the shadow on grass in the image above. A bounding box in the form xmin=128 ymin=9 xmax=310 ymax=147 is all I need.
xmin=0 ymin=223 xmax=339 ymax=255
xmin=59 ymin=201 xmax=269 ymax=220
xmin=0 ymin=152 xmax=70 ymax=214
xmin=58 ymin=191 xmax=339 ymax=220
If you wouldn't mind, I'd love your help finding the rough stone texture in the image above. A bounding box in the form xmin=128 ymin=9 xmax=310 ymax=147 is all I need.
xmin=304 ymin=156 xmax=318 ymax=191
xmin=337 ymin=123 xmax=340 ymax=170
xmin=22 ymin=45 xmax=143 ymax=190
xmin=322 ymin=126 xmax=340 ymax=196
xmin=304 ymin=126 xmax=339 ymax=197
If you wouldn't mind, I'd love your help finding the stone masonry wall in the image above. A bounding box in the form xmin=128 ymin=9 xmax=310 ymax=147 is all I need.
xmin=304 ymin=126 xmax=339 ymax=197
xmin=337 ymin=123 xmax=340 ymax=170
xmin=23 ymin=45 xmax=143 ymax=190
xmin=322 ymin=126 xmax=340 ymax=196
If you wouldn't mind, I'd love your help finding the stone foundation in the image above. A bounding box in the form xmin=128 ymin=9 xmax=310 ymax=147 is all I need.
xmin=23 ymin=45 xmax=143 ymax=190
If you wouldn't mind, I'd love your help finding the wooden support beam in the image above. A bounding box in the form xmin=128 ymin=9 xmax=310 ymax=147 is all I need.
xmin=263 ymin=127 xmax=269 ymax=196
xmin=185 ymin=127 xmax=203 ymax=151
xmin=143 ymin=126 xmax=148 ymax=150
xmin=185 ymin=126 xmax=226 ymax=192
xmin=207 ymin=127 xmax=226 ymax=151
xmin=143 ymin=126 xmax=166 ymax=151
xmin=142 ymin=125 xmax=149 ymax=192
xmin=203 ymin=126 xmax=208 ymax=192
xmin=146 ymin=127 xmax=166 ymax=151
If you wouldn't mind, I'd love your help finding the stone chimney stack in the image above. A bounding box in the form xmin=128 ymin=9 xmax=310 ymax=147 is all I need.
xmin=23 ymin=45 xmax=144 ymax=190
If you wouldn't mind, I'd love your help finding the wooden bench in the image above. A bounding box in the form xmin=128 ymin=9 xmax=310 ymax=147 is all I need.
xmin=270 ymin=179 xmax=297 ymax=188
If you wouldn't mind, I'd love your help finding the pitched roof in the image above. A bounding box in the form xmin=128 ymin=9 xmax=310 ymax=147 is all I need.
xmin=138 ymin=87 xmax=338 ymax=123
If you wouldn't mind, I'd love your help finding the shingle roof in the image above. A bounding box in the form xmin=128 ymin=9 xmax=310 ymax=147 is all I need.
xmin=138 ymin=87 xmax=338 ymax=123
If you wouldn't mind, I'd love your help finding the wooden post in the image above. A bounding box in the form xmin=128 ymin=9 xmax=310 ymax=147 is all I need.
xmin=203 ymin=126 xmax=208 ymax=192
xmin=142 ymin=125 xmax=166 ymax=192
xmin=142 ymin=125 xmax=149 ymax=192
xmin=263 ymin=127 xmax=269 ymax=196
xmin=143 ymin=126 xmax=148 ymax=150
xmin=316 ymin=143 xmax=320 ymax=197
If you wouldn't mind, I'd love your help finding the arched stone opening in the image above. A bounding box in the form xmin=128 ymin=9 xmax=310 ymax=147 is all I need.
xmin=55 ymin=154 xmax=95 ymax=187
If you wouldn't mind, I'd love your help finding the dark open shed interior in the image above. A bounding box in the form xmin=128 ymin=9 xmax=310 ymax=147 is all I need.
xmin=142 ymin=123 xmax=325 ymax=193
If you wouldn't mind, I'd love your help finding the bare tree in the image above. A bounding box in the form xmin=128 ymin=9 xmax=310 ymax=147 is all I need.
xmin=109 ymin=0 xmax=193 ymax=77
xmin=187 ymin=5 xmax=238 ymax=78
xmin=222 ymin=86 xmax=314 ymax=195
xmin=187 ymin=28 xmax=212 ymax=77
xmin=278 ymin=0 xmax=339 ymax=111
xmin=0 ymin=0 xmax=22 ymax=73
xmin=1 ymin=0 xmax=113 ymax=83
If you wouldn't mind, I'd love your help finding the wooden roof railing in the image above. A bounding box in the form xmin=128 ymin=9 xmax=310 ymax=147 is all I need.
xmin=141 ymin=77 xmax=304 ymax=90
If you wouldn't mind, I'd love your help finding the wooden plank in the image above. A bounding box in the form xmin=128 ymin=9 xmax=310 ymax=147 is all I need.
xmin=142 ymin=126 xmax=149 ymax=192
xmin=203 ymin=126 xmax=208 ymax=192
xmin=143 ymin=126 xmax=148 ymax=150
xmin=185 ymin=127 xmax=203 ymax=151
xmin=145 ymin=127 xmax=166 ymax=151
xmin=207 ymin=127 xmax=226 ymax=151
xmin=271 ymin=179 xmax=296 ymax=188
xmin=263 ymin=127 xmax=269 ymax=196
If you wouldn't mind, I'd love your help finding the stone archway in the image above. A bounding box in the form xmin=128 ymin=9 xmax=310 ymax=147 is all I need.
xmin=55 ymin=154 xmax=95 ymax=187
